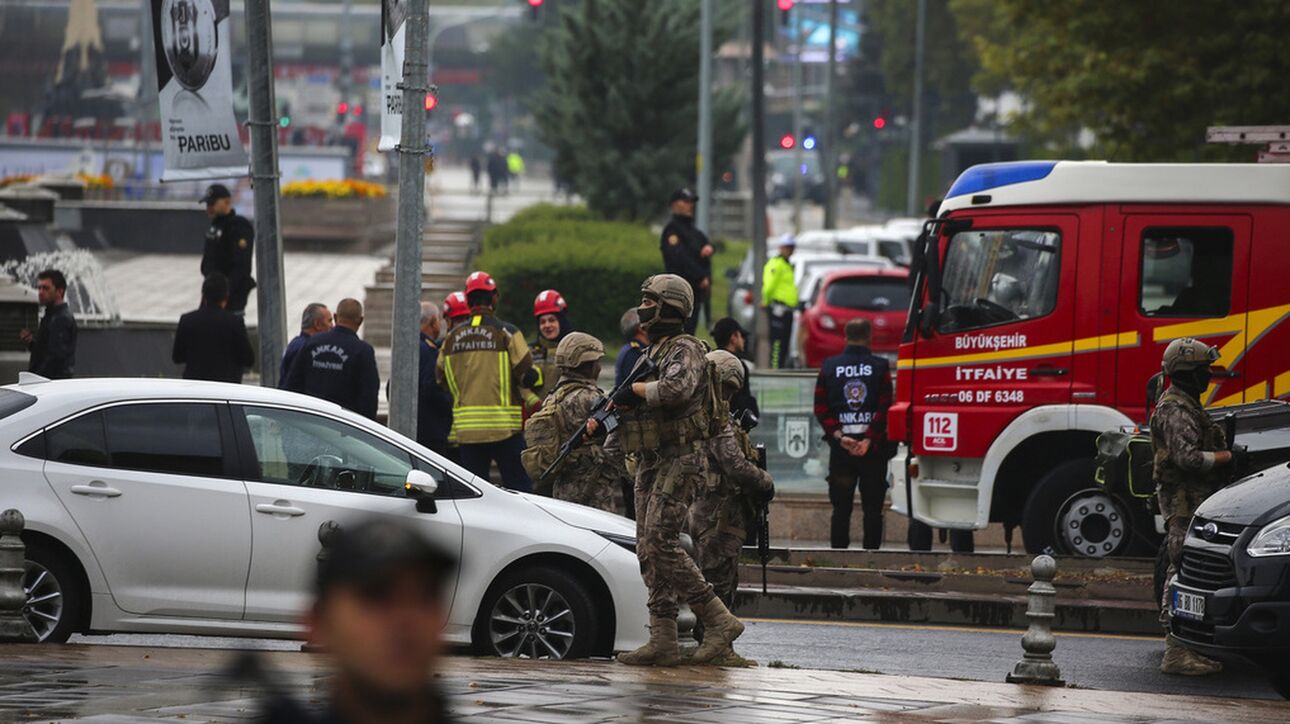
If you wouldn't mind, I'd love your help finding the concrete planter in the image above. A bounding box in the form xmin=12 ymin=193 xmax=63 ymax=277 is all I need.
xmin=280 ymin=194 xmax=396 ymax=253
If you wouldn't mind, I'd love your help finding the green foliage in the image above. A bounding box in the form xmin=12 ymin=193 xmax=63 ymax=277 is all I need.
xmin=533 ymin=0 xmax=747 ymax=221
xmin=954 ymin=0 xmax=1290 ymax=161
xmin=475 ymin=212 xmax=659 ymax=344
xmin=503 ymin=203 xmax=597 ymax=227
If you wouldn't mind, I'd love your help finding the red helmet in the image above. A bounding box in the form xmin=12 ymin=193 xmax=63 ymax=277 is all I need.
xmin=443 ymin=291 xmax=469 ymax=319
xmin=533 ymin=289 xmax=568 ymax=318
xmin=465 ymin=271 xmax=497 ymax=294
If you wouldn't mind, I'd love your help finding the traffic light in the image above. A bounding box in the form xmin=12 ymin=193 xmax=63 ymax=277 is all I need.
xmin=278 ymin=116 xmax=290 ymax=128
xmin=527 ymin=0 xmax=542 ymax=21
xmin=802 ymin=135 xmax=817 ymax=151
xmin=778 ymin=0 xmax=794 ymax=26
xmin=778 ymin=133 xmax=795 ymax=150
xmin=337 ymin=101 xmax=350 ymax=115
xmin=424 ymin=93 xmax=438 ymax=112
xmin=872 ymin=116 xmax=887 ymax=130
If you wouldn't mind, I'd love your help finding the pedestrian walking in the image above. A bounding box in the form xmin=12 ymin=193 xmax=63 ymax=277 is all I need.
xmin=486 ymin=149 xmax=508 ymax=194
xmin=172 ymin=273 xmax=254 ymax=383
xmin=659 ymin=188 xmax=713 ymax=334
xmin=506 ymin=150 xmax=525 ymax=191
xmin=469 ymin=154 xmax=482 ymax=192
xmin=529 ymin=289 xmax=572 ymax=402
xmin=1152 ymin=338 xmax=1237 ymax=676
xmin=437 ymin=272 xmax=539 ymax=492
xmin=199 ymin=184 xmax=256 ymax=314
xmin=442 ymin=291 xmax=470 ymax=331
xmin=614 ymin=308 xmax=649 ymax=388
xmin=410 ymin=302 xmax=454 ymax=460
xmin=605 ymin=274 xmax=744 ymax=666
xmin=711 ymin=317 xmax=759 ymax=421
xmin=284 ymin=298 xmax=380 ymax=419
xmin=279 ymin=302 xmax=333 ymax=387
xmin=521 ymin=332 xmax=627 ymax=514
xmin=762 ymin=234 xmax=798 ymax=369
xmin=20 ymin=268 xmax=76 ymax=379
xmin=814 ymin=318 xmax=893 ymax=550
xmin=690 ymin=349 xmax=774 ymax=666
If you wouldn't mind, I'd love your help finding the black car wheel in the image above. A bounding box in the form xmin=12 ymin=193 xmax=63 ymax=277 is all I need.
xmin=1268 ymin=666 xmax=1290 ymax=700
xmin=23 ymin=542 xmax=83 ymax=643
xmin=1022 ymin=459 xmax=1098 ymax=554
xmin=474 ymin=566 xmax=598 ymax=660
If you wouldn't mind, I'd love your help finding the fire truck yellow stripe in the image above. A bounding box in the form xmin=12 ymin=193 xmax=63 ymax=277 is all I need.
xmin=1152 ymin=304 xmax=1290 ymax=405
xmin=894 ymin=331 xmax=1138 ymax=370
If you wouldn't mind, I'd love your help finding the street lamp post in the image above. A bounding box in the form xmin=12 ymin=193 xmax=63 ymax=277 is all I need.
xmin=696 ymin=0 xmax=714 ymax=235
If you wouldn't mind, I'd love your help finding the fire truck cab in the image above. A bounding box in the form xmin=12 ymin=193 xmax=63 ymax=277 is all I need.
xmin=890 ymin=160 xmax=1290 ymax=556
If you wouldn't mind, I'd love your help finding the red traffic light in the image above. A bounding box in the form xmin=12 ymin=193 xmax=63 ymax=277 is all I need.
xmin=424 ymin=94 xmax=438 ymax=111
xmin=872 ymin=116 xmax=887 ymax=130
xmin=777 ymin=0 xmax=795 ymax=11
xmin=779 ymin=133 xmax=796 ymax=150
xmin=337 ymin=101 xmax=350 ymax=115
xmin=527 ymin=0 xmax=543 ymax=6
xmin=351 ymin=104 xmax=363 ymax=116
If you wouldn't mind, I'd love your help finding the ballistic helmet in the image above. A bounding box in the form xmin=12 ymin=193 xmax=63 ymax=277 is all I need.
xmin=705 ymin=349 xmax=745 ymax=392
xmin=641 ymin=274 xmax=694 ymax=318
xmin=555 ymin=332 xmax=604 ymax=370
xmin=1161 ymin=337 xmax=1220 ymax=376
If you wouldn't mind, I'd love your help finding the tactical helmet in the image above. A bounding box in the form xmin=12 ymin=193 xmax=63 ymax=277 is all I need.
xmin=465 ymin=271 xmax=497 ymax=294
xmin=1161 ymin=337 xmax=1220 ymax=376
xmin=555 ymin=331 xmax=604 ymax=370
xmin=705 ymin=349 xmax=745 ymax=391
xmin=533 ymin=289 xmax=568 ymax=318
xmin=443 ymin=291 xmax=470 ymax=320
xmin=640 ymin=274 xmax=694 ymax=318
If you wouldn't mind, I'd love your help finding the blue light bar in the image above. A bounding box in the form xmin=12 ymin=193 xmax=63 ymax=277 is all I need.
xmin=945 ymin=161 xmax=1058 ymax=198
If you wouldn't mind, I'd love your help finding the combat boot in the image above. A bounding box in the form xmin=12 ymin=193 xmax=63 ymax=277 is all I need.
xmin=1160 ymin=636 xmax=1223 ymax=676
xmin=618 ymin=616 xmax=681 ymax=666
xmin=689 ymin=596 xmax=745 ymax=664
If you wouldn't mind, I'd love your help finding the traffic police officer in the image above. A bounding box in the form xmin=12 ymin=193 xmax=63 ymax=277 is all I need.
xmin=659 ymin=188 xmax=713 ymax=334
xmin=1152 ymin=337 xmax=1239 ymax=676
xmin=762 ymin=235 xmax=798 ymax=368
xmin=814 ymin=318 xmax=893 ymax=549
xmin=284 ymin=298 xmax=380 ymax=419
xmin=199 ymin=184 xmax=256 ymax=314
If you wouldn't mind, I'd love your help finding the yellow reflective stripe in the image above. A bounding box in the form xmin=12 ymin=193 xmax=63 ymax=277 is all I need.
xmin=471 ymin=315 xmax=482 ymax=327
xmin=443 ymin=356 xmax=460 ymax=400
xmin=895 ymin=331 xmax=1138 ymax=370
xmin=499 ymin=352 xmax=509 ymax=406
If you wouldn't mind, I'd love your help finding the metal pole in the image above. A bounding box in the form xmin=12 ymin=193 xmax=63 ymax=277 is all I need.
xmin=822 ymin=0 xmax=838 ymax=229
xmin=388 ymin=0 xmax=429 ymax=436
xmin=245 ymin=0 xmax=287 ymax=387
xmin=906 ymin=0 xmax=927 ymax=216
xmin=751 ymin=0 xmax=769 ymax=367
xmin=790 ymin=12 xmax=804 ymax=235
xmin=696 ymin=0 xmax=714 ymax=234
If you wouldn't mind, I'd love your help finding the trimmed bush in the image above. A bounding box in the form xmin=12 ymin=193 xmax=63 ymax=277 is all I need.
xmin=504 ymin=203 xmax=596 ymax=226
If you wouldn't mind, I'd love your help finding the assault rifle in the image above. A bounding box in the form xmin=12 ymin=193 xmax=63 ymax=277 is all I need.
xmin=755 ymin=444 xmax=769 ymax=594
xmin=538 ymin=356 xmax=657 ymax=482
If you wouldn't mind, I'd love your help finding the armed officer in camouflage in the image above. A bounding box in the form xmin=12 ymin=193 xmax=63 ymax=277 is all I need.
xmin=1151 ymin=337 xmax=1236 ymax=676
xmin=521 ymin=332 xmax=627 ymax=514
xmin=601 ymin=274 xmax=745 ymax=666
xmin=689 ymin=350 xmax=774 ymax=665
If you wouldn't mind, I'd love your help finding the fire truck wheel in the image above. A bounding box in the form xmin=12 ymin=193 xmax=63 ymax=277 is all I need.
xmin=1022 ymin=458 xmax=1132 ymax=557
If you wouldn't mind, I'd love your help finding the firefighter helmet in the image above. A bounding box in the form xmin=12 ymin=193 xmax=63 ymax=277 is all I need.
xmin=555 ymin=332 xmax=603 ymax=370
xmin=640 ymin=274 xmax=694 ymax=318
xmin=1161 ymin=337 xmax=1220 ymax=376
xmin=705 ymin=349 xmax=745 ymax=391
xmin=465 ymin=271 xmax=497 ymax=294
xmin=442 ymin=291 xmax=469 ymax=320
xmin=533 ymin=289 xmax=568 ymax=318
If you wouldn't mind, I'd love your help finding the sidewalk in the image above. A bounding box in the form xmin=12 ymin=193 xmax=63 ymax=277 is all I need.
xmin=0 ymin=644 xmax=1284 ymax=722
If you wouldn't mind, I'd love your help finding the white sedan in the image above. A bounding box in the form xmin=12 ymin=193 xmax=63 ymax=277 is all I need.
xmin=5 ymin=376 xmax=648 ymax=659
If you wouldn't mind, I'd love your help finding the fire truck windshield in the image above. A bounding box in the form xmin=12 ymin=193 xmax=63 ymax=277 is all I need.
xmin=936 ymin=229 xmax=1060 ymax=333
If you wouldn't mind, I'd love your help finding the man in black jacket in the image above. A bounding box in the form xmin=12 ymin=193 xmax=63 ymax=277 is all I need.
xmin=172 ymin=274 xmax=255 ymax=383
xmin=200 ymin=184 xmax=256 ymax=314
xmin=21 ymin=269 xmax=77 ymax=379
xmin=711 ymin=317 xmax=759 ymax=421
xmin=659 ymin=188 xmax=713 ymax=334
xmin=285 ymin=298 xmax=380 ymax=419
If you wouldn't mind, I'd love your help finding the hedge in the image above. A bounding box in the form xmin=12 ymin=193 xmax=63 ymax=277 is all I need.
xmin=504 ymin=203 xmax=596 ymax=226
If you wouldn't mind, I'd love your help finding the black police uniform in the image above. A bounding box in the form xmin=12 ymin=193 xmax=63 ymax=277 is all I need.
xmin=172 ymin=304 xmax=254 ymax=383
xmin=813 ymin=344 xmax=893 ymax=549
xmin=659 ymin=213 xmax=711 ymax=334
xmin=284 ymin=326 xmax=380 ymax=419
xmin=202 ymin=210 xmax=256 ymax=313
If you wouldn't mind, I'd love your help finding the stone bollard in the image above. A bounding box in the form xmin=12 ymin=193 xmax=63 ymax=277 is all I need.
xmin=302 ymin=521 xmax=342 ymax=653
xmin=1006 ymin=554 xmax=1064 ymax=686
xmin=0 ymin=509 xmax=37 ymax=642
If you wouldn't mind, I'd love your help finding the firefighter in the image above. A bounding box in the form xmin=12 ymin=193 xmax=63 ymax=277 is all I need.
xmin=814 ymin=318 xmax=893 ymax=550
xmin=762 ymin=235 xmax=798 ymax=369
xmin=199 ymin=184 xmax=256 ymax=314
xmin=437 ymin=272 xmax=539 ymax=492
xmin=659 ymin=188 xmax=713 ymax=334
xmin=529 ymin=289 xmax=573 ymax=402
xmin=521 ymin=332 xmax=627 ymax=514
xmin=442 ymin=291 xmax=470 ymax=331
xmin=689 ymin=349 xmax=774 ymax=666
xmin=604 ymin=274 xmax=744 ymax=666
xmin=1152 ymin=337 xmax=1239 ymax=676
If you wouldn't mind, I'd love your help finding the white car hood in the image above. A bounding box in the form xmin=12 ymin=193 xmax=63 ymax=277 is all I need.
xmin=522 ymin=494 xmax=636 ymax=538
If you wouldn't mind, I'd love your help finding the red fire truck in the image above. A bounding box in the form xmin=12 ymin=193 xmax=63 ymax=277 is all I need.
xmin=890 ymin=160 xmax=1290 ymax=556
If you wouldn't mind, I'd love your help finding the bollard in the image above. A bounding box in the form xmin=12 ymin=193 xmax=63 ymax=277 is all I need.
xmin=1006 ymin=554 xmax=1064 ymax=686
xmin=0 ymin=509 xmax=37 ymax=642
xmin=302 ymin=520 xmax=342 ymax=653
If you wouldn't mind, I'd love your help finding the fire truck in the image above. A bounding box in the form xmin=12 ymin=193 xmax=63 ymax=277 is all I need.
xmin=889 ymin=160 xmax=1290 ymax=556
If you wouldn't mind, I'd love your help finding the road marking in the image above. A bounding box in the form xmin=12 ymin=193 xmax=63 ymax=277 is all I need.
xmin=742 ymin=617 xmax=1159 ymax=641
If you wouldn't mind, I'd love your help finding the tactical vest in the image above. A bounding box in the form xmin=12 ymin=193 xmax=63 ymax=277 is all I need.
xmin=618 ymin=335 xmax=727 ymax=452
xmin=1151 ymin=386 xmax=1227 ymax=491
xmin=521 ymin=379 xmax=597 ymax=477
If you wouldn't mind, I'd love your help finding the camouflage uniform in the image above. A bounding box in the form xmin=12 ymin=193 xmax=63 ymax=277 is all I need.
xmin=521 ymin=375 xmax=626 ymax=514
xmin=691 ymin=420 xmax=772 ymax=608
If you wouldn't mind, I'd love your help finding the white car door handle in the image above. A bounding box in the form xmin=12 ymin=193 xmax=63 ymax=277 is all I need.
xmin=70 ymin=483 xmax=122 ymax=498
xmin=255 ymin=503 xmax=306 ymax=517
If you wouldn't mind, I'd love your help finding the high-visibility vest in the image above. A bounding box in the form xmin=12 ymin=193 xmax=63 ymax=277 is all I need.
xmin=437 ymin=312 xmax=535 ymax=444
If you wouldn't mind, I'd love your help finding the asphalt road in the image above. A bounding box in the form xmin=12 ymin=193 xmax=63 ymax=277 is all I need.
xmin=70 ymin=618 xmax=1280 ymax=701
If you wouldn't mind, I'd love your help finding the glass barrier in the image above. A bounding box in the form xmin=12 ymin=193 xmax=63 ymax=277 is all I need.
xmin=746 ymin=371 xmax=831 ymax=495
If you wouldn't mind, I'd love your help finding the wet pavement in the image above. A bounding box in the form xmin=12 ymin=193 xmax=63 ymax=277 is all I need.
xmin=1 ymin=643 xmax=1286 ymax=723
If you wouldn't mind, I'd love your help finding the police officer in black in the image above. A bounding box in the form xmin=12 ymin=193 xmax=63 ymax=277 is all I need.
xmin=200 ymin=184 xmax=256 ymax=314
xmin=659 ymin=188 xmax=713 ymax=334
xmin=813 ymin=318 xmax=893 ymax=549
xmin=284 ymin=298 xmax=380 ymax=419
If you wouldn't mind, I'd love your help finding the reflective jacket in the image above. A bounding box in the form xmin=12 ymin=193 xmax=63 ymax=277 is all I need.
xmin=437 ymin=311 xmax=535 ymax=444
xmin=762 ymin=255 xmax=798 ymax=307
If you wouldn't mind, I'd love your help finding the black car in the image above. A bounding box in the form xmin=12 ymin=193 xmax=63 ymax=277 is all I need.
xmin=1168 ymin=462 xmax=1290 ymax=697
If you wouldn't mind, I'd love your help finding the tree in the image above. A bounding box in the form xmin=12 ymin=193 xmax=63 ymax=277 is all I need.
xmin=533 ymin=0 xmax=746 ymax=221
xmin=954 ymin=0 xmax=1290 ymax=161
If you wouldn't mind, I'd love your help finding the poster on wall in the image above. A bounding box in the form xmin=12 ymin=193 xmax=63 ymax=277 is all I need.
xmin=378 ymin=0 xmax=408 ymax=152
xmin=150 ymin=0 xmax=248 ymax=180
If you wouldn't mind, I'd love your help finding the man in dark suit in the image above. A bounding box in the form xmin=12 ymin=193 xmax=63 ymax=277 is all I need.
xmin=172 ymin=273 xmax=255 ymax=383
xmin=285 ymin=298 xmax=380 ymax=419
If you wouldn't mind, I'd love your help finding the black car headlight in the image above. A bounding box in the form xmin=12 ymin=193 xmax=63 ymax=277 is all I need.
xmin=1247 ymin=514 xmax=1290 ymax=557
xmin=595 ymin=530 xmax=636 ymax=555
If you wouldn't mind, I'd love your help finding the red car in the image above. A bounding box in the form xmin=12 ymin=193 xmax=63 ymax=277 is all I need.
xmin=800 ymin=267 xmax=911 ymax=368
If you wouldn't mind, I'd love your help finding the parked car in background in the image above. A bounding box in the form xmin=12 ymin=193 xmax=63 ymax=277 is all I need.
xmin=799 ymin=267 xmax=911 ymax=368
xmin=767 ymin=150 xmax=826 ymax=205
xmin=838 ymin=225 xmax=915 ymax=267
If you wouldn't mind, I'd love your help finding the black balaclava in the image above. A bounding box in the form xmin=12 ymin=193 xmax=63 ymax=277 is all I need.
xmin=1170 ymin=367 xmax=1213 ymax=399
xmin=638 ymin=296 xmax=685 ymax=342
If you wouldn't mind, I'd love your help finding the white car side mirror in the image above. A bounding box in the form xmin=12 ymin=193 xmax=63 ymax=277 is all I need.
xmin=404 ymin=469 xmax=439 ymax=497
